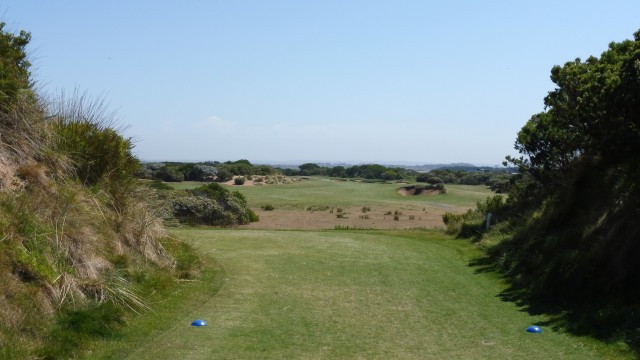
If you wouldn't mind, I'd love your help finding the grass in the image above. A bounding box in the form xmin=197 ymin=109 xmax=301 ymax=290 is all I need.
xmin=167 ymin=178 xmax=494 ymax=211
xmin=89 ymin=229 xmax=631 ymax=359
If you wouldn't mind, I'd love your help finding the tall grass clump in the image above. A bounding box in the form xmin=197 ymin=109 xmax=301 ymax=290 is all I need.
xmin=48 ymin=91 xmax=140 ymax=210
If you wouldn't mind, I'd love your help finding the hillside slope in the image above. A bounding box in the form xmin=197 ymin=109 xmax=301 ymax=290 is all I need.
xmin=0 ymin=23 xmax=198 ymax=359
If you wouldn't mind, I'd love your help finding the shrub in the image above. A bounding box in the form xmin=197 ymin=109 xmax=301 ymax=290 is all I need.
xmin=172 ymin=184 xmax=257 ymax=226
xmin=234 ymin=177 xmax=246 ymax=185
xmin=427 ymin=177 xmax=444 ymax=185
xmin=248 ymin=209 xmax=259 ymax=222
xmin=262 ymin=204 xmax=275 ymax=211
xmin=0 ymin=23 xmax=34 ymax=113
xmin=215 ymin=169 xmax=232 ymax=182
xmin=50 ymin=96 xmax=140 ymax=208
xmin=189 ymin=182 xmax=226 ymax=200
xmin=148 ymin=180 xmax=172 ymax=190
xmin=154 ymin=166 xmax=184 ymax=182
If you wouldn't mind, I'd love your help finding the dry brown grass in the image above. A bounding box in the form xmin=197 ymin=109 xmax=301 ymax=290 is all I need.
xmin=0 ymin=94 xmax=181 ymax=357
xmin=242 ymin=206 xmax=444 ymax=230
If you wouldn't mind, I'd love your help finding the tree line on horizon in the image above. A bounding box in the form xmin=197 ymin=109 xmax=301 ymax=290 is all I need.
xmin=137 ymin=160 xmax=513 ymax=189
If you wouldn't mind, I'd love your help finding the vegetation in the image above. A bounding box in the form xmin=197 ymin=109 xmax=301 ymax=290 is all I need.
xmin=138 ymin=159 xmax=281 ymax=182
xmin=448 ymin=29 xmax=640 ymax=352
xmin=0 ymin=22 xmax=33 ymax=112
xmin=170 ymin=183 xmax=259 ymax=226
xmin=5 ymin=17 xmax=635 ymax=359
xmin=280 ymin=162 xmax=417 ymax=180
xmin=419 ymin=169 xmax=513 ymax=193
xmin=0 ymin=24 xmax=200 ymax=358
xmin=90 ymin=229 xmax=631 ymax=359
xmin=175 ymin=178 xmax=493 ymax=211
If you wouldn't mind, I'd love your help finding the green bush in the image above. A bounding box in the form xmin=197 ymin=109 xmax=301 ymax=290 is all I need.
xmin=234 ymin=177 xmax=246 ymax=185
xmin=171 ymin=184 xmax=258 ymax=226
xmin=248 ymin=209 xmax=259 ymax=222
xmin=215 ymin=169 xmax=233 ymax=182
xmin=52 ymin=118 xmax=139 ymax=207
xmin=262 ymin=204 xmax=275 ymax=211
xmin=154 ymin=166 xmax=184 ymax=182
xmin=442 ymin=195 xmax=506 ymax=237
xmin=0 ymin=23 xmax=34 ymax=113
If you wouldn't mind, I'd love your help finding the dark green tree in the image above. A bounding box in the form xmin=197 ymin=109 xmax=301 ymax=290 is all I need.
xmin=299 ymin=163 xmax=325 ymax=176
xmin=509 ymin=30 xmax=640 ymax=190
xmin=215 ymin=168 xmax=233 ymax=182
xmin=0 ymin=23 xmax=33 ymax=113
xmin=489 ymin=29 xmax=640 ymax=345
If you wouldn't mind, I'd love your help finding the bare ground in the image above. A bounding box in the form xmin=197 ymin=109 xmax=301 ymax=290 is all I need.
xmin=241 ymin=206 xmax=446 ymax=230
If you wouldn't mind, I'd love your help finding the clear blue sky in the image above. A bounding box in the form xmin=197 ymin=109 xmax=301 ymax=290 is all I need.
xmin=2 ymin=1 xmax=639 ymax=165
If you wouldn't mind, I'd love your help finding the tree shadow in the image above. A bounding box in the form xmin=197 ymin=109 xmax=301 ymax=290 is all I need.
xmin=468 ymin=256 xmax=640 ymax=357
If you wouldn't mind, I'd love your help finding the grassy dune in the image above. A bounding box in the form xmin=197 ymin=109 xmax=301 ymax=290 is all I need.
xmin=91 ymin=229 xmax=627 ymax=359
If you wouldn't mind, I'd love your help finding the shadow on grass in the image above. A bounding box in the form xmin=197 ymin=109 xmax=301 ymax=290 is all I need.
xmin=468 ymin=255 xmax=640 ymax=357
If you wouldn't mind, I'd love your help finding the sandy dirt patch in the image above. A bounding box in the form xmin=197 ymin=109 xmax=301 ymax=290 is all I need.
xmin=241 ymin=207 xmax=446 ymax=230
xmin=397 ymin=186 xmax=441 ymax=196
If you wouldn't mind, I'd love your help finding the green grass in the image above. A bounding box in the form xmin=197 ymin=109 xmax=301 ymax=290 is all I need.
xmin=167 ymin=178 xmax=494 ymax=211
xmin=90 ymin=229 xmax=631 ymax=359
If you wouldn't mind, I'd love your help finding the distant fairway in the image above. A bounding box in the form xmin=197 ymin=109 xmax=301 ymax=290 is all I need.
xmin=169 ymin=178 xmax=494 ymax=210
xmin=93 ymin=229 xmax=624 ymax=359
xmin=169 ymin=178 xmax=496 ymax=230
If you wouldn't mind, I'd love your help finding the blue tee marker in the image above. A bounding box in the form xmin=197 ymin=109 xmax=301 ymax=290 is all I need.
xmin=191 ymin=319 xmax=208 ymax=327
xmin=526 ymin=325 xmax=542 ymax=333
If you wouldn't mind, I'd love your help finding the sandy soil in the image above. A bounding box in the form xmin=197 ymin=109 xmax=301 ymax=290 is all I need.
xmin=241 ymin=207 xmax=446 ymax=230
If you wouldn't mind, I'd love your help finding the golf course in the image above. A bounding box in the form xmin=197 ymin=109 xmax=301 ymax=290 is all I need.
xmin=3 ymin=6 xmax=640 ymax=358
xmin=87 ymin=179 xmax=631 ymax=359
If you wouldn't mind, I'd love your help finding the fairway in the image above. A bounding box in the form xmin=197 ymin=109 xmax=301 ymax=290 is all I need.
xmin=94 ymin=229 xmax=616 ymax=359
xmin=169 ymin=178 xmax=494 ymax=209
xmin=170 ymin=178 xmax=496 ymax=230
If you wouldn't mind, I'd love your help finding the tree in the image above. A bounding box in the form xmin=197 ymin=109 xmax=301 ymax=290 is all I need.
xmin=510 ymin=30 xmax=640 ymax=188
xmin=215 ymin=168 xmax=232 ymax=182
xmin=0 ymin=23 xmax=33 ymax=113
xmin=299 ymin=163 xmax=325 ymax=176
xmin=155 ymin=166 xmax=184 ymax=182
xmin=328 ymin=166 xmax=346 ymax=178
xmin=489 ymin=30 xmax=640 ymax=342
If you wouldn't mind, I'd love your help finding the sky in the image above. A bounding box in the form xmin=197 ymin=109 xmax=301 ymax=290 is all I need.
xmin=2 ymin=1 xmax=639 ymax=165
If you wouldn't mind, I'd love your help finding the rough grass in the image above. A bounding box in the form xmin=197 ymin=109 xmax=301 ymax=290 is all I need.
xmin=89 ymin=229 xmax=632 ymax=359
